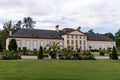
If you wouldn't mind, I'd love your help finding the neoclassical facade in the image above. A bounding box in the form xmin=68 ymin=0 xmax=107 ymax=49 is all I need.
xmin=6 ymin=26 xmax=116 ymax=51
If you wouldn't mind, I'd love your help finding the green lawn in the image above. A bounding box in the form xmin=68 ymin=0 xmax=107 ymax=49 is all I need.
xmin=0 ymin=60 xmax=120 ymax=80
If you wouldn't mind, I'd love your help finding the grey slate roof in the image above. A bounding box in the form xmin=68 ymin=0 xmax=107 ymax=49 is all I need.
xmin=10 ymin=28 xmax=115 ymax=41
xmin=86 ymin=33 xmax=114 ymax=41
xmin=11 ymin=29 xmax=63 ymax=39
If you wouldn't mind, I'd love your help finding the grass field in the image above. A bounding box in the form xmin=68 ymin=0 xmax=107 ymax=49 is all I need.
xmin=0 ymin=59 xmax=120 ymax=80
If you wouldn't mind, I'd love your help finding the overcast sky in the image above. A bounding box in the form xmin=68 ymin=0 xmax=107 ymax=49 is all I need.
xmin=0 ymin=0 xmax=120 ymax=33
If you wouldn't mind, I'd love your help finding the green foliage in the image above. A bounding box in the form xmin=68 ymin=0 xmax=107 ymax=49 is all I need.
xmin=0 ymin=51 xmax=21 ymax=60
xmin=115 ymin=29 xmax=120 ymax=48
xmin=110 ymin=46 xmax=118 ymax=60
xmin=0 ymin=42 xmax=3 ymax=52
xmin=105 ymin=32 xmax=115 ymax=40
xmin=23 ymin=17 xmax=36 ymax=29
xmin=99 ymin=48 xmax=105 ymax=56
xmin=38 ymin=46 xmax=43 ymax=59
xmin=46 ymin=42 xmax=60 ymax=59
xmin=8 ymin=39 xmax=18 ymax=51
xmin=88 ymin=29 xmax=95 ymax=34
xmin=59 ymin=51 xmax=95 ymax=60
xmin=22 ymin=47 xmax=27 ymax=55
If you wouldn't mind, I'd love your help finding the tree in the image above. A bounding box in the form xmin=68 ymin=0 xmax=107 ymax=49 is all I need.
xmin=38 ymin=46 xmax=43 ymax=59
xmin=88 ymin=29 xmax=94 ymax=34
xmin=105 ymin=32 xmax=115 ymax=40
xmin=8 ymin=39 xmax=18 ymax=51
xmin=3 ymin=20 xmax=13 ymax=35
xmin=110 ymin=46 xmax=118 ymax=60
xmin=115 ymin=29 xmax=120 ymax=48
xmin=0 ymin=21 xmax=14 ymax=49
xmin=46 ymin=42 xmax=60 ymax=59
xmin=22 ymin=17 xmax=36 ymax=29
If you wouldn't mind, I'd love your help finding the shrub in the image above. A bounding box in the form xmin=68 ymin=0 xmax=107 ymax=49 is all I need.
xmin=0 ymin=51 xmax=21 ymax=60
xmin=99 ymin=49 xmax=105 ymax=56
xmin=38 ymin=46 xmax=43 ymax=59
xmin=8 ymin=39 xmax=18 ymax=51
xmin=110 ymin=46 xmax=118 ymax=60
xmin=22 ymin=47 xmax=27 ymax=55
xmin=0 ymin=42 xmax=3 ymax=52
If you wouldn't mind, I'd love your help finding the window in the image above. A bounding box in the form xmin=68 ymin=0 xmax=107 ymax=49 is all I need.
xmin=16 ymin=40 xmax=21 ymax=48
xmin=83 ymin=41 xmax=86 ymax=45
xmin=84 ymin=46 xmax=86 ymax=50
xmin=83 ymin=36 xmax=86 ymax=39
xmin=71 ymin=40 xmax=74 ymax=44
xmin=76 ymin=35 xmax=78 ymax=39
xmin=80 ymin=40 xmax=82 ymax=45
xmin=25 ymin=40 xmax=30 ymax=50
xmin=67 ymin=40 xmax=69 ymax=44
xmin=40 ymin=40 xmax=45 ymax=47
xmin=71 ymin=35 xmax=74 ymax=38
xmin=33 ymin=40 xmax=37 ymax=49
xmin=67 ymin=35 xmax=69 ymax=38
xmin=79 ymin=36 xmax=81 ymax=39
xmin=76 ymin=40 xmax=78 ymax=44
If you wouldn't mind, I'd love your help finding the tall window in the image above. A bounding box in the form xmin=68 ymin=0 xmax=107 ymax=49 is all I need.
xmin=16 ymin=40 xmax=21 ymax=48
xmin=67 ymin=35 xmax=69 ymax=38
xmin=76 ymin=35 xmax=78 ymax=39
xmin=71 ymin=40 xmax=74 ymax=45
xmin=33 ymin=40 xmax=37 ymax=49
xmin=26 ymin=40 xmax=30 ymax=50
xmin=67 ymin=40 xmax=69 ymax=45
xmin=83 ymin=41 xmax=86 ymax=45
xmin=80 ymin=40 xmax=82 ymax=45
xmin=79 ymin=36 xmax=81 ymax=39
xmin=71 ymin=35 xmax=74 ymax=38
xmin=40 ymin=40 xmax=45 ymax=47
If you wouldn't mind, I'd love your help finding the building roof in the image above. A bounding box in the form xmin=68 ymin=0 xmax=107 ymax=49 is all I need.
xmin=10 ymin=29 xmax=63 ymax=39
xmin=86 ymin=33 xmax=114 ymax=41
xmin=10 ymin=28 xmax=115 ymax=42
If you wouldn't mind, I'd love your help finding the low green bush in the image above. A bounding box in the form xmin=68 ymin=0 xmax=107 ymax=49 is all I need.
xmin=0 ymin=51 xmax=21 ymax=60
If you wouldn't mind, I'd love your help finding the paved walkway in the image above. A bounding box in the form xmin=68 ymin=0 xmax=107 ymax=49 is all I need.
xmin=21 ymin=56 xmax=120 ymax=59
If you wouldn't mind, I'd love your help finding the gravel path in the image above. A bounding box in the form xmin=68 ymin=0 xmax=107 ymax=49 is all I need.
xmin=21 ymin=56 xmax=120 ymax=59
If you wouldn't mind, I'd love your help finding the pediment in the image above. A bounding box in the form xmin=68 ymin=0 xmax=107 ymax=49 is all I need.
xmin=68 ymin=30 xmax=85 ymax=35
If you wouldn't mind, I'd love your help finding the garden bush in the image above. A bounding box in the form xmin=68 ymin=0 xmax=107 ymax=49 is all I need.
xmin=38 ymin=46 xmax=43 ymax=59
xmin=0 ymin=51 xmax=21 ymax=60
xmin=110 ymin=46 xmax=118 ymax=60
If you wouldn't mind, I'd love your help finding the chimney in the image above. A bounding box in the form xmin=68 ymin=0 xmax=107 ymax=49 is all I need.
xmin=56 ymin=25 xmax=59 ymax=32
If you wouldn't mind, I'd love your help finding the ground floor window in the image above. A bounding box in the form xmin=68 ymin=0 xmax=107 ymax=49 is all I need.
xmin=33 ymin=40 xmax=38 ymax=50
xmin=25 ymin=40 xmax=30 ymax=50
xmin=16 ymin=40 xmax=21 ymax=48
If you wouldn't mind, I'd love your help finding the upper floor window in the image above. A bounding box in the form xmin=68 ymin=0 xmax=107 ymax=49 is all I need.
xmin=80 ymin=40 xmax=82 ymax=45
xmin=67 ymin=35 xmax=69 ymax=38
xmin=67 ymin=40 xmax=69 ymax=44
xmin=71 ymin=35 xmax=74 ymax=38
xmin=76 ymin=35 xmax=78 ymax=39
xmin=79 ymin=36 xmax=81 ymax=39
xmin=83 ymin=36 xmax=86 ymax=39
xmin=83 ymin=41 xmax=86 ymax=45
xmin=71 ymin=40 xmax=74 ymax=44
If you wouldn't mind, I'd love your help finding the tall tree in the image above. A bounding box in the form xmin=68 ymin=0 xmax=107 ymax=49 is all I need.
xmin=22 ymin=17 xmax=36 ymax=29
xmin=115 ymin=29 xmax=120 ymax=48
xmin=105 ymin=32 xmax=115 ymax=40
xmin=8 ymin=39 xmax=18 ymax=51
xmin=88 ymin=29 xmax=95 ymax=34
xmin=3 ymin=20 xmax=13 ymax=35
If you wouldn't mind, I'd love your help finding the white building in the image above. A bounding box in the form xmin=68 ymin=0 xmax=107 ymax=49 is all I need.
xmin=6 ymin=26 xmax=116 ymax=51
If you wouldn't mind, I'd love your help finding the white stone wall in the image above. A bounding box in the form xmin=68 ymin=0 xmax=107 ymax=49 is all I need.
xmin=6 ymin=37 xmax=63 ymax=51
xmin=87 ymin=41 xmax=116 ymax=50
